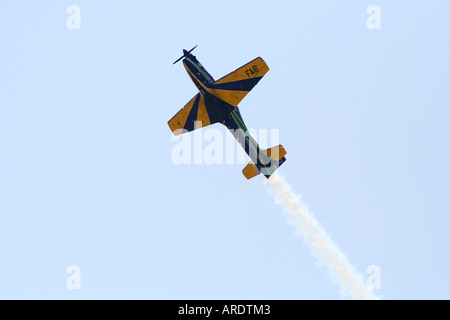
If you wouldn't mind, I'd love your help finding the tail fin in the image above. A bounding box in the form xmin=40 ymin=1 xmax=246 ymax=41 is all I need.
xmin=242 ymin=145 xmax=287 ymax=180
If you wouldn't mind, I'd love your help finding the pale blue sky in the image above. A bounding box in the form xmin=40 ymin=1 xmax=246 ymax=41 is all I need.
xmin=0 ymin=1 xmax=449 ymax=299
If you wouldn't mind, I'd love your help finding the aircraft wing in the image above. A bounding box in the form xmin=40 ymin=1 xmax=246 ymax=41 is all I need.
xmin=168 ymin=93 xmax=215 ymax=135
xmin=210 ymin=57 xmax=269 ymax=107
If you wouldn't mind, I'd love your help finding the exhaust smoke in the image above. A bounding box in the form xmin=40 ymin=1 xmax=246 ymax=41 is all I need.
xmin=267 ymin=173 xmax=380 ymax=299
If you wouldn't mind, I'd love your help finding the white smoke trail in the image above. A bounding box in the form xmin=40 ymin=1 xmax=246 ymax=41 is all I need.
xmin=266 ymin=173 xmax=380 ymax=300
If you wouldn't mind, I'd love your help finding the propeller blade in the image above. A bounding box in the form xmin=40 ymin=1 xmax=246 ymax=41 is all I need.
xmin=188 ymin=45 xmax=198 ymax=53
xmin=173 ymin=55 xmax=184 ymax=65
xmin=173 ymin=45 xmax=198 ymax=65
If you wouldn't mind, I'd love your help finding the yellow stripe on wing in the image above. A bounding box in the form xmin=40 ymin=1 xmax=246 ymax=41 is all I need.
xmin=168 ymin=93 xmax=200 ymax=135
xmin=196 ymin=94 xmax=211 ymax=127
xmin=214 ymin=57 xmax=269 ymax=84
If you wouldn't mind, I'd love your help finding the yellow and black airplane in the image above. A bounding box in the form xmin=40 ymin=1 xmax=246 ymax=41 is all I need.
xmin=168 ymin=46 xmax=286 ymax=180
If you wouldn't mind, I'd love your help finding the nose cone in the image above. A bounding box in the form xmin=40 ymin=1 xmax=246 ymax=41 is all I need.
xmin=183 ymin=49 xmax=189 ymax=56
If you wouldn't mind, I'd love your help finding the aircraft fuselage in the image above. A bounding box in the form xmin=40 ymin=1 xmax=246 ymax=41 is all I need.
xmin=181 ymin=53 xmax=282 ymax=178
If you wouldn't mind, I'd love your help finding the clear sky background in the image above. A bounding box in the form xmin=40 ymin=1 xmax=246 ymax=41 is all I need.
xmin=1 ymin=1 xmax=449 ymax=299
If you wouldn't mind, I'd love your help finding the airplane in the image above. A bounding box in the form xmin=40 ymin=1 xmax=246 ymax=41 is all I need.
xmin=168 ymin=46 xmax=286 ymax=180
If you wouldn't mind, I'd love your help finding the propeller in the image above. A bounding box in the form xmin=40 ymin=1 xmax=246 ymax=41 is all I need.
xmin=173 ymin=45 xmax=198 ymax=65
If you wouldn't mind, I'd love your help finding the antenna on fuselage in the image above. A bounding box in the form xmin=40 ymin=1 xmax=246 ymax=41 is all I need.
xmin=173 ymin=45 xmax=198 ymax=65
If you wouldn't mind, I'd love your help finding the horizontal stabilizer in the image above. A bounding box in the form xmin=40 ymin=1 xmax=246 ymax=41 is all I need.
xmin=242 ymin=161 xmax=260 ymax=180
xmin=243 ymin=145 xmax=287 ymax=180
xmin=261 ymin=144 xmax=287 ymax=161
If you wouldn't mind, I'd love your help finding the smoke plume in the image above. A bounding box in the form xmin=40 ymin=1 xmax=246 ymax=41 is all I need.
xmin=267 ymin=173 xmax=380 ymax=299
